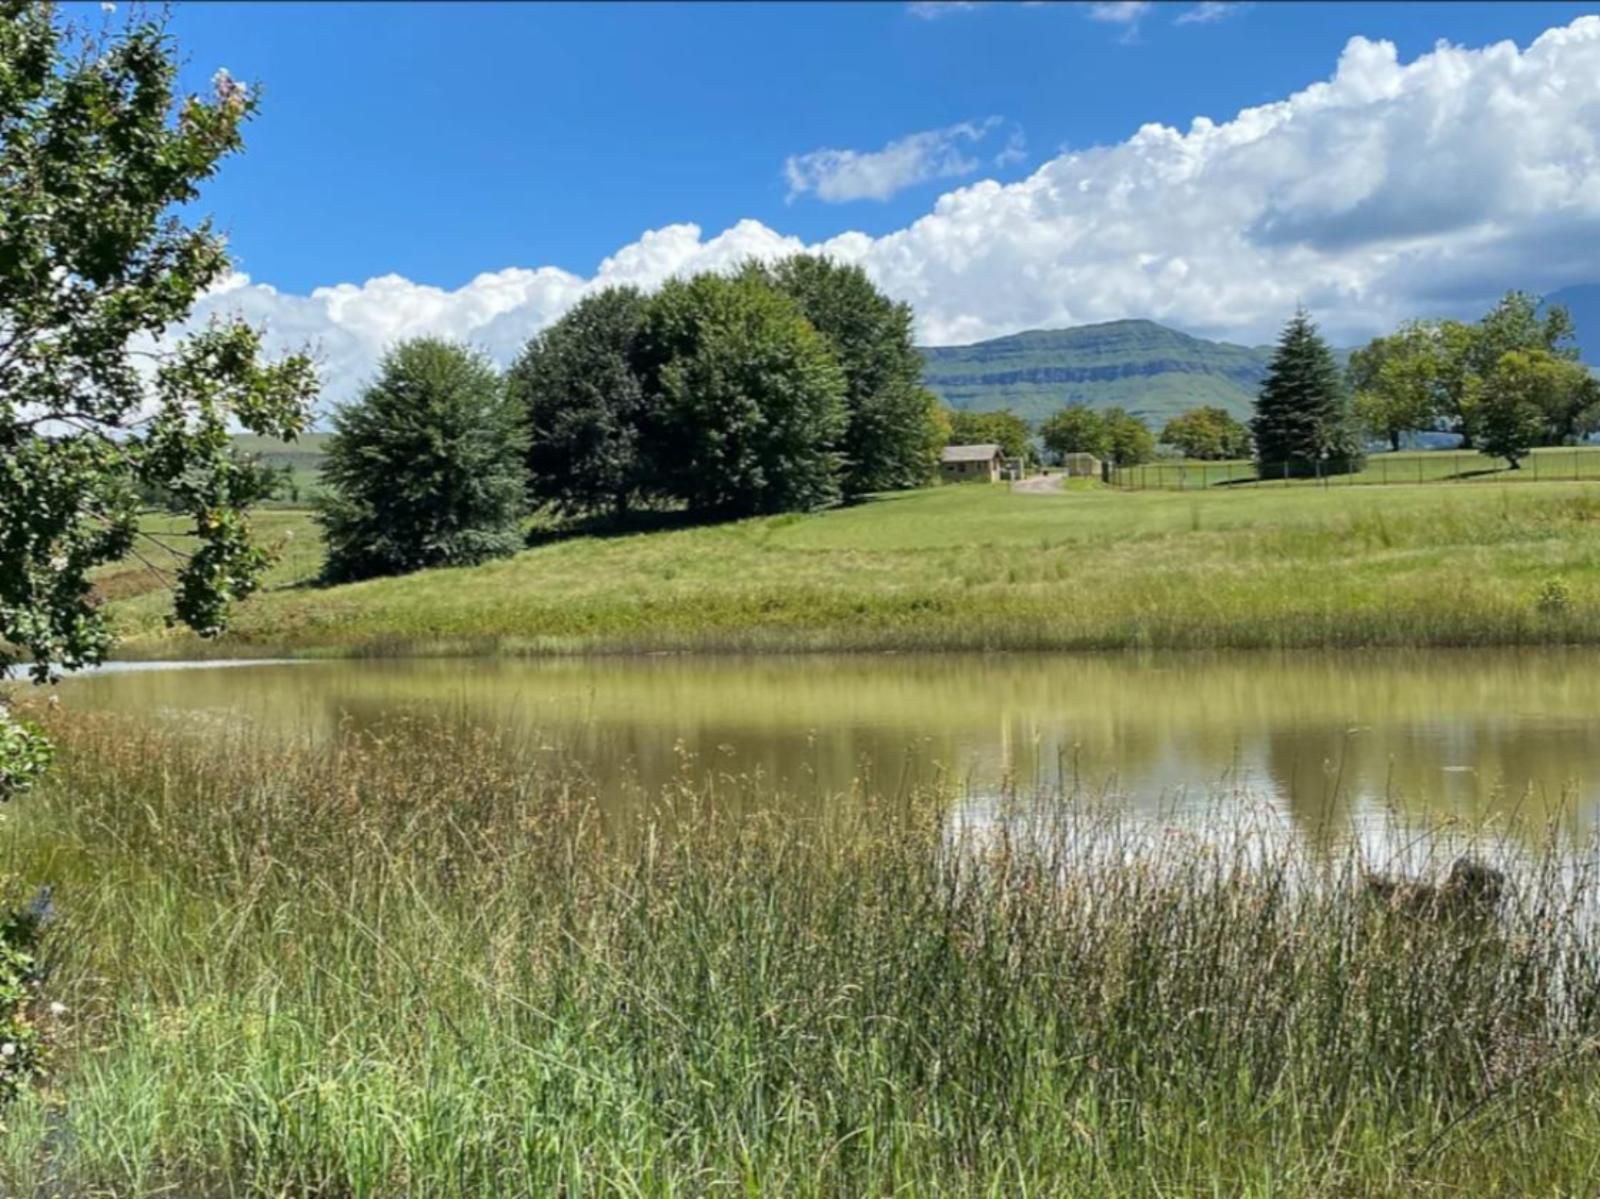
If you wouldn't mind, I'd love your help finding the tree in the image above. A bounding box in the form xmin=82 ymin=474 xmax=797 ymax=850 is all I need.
xmin=509 ymin=287 xmax=652 ymax=522
xmin=947 ymin=409 xmax=1032 ymax=462
xmin=637 ymin=272 xmax=847 ymax=517
xmin=1040 ymin=405 xmax=1109 ymax=461
xmin=1251 ymin=309 xmax=1362 ymax=476
xmin=755 ymin=256 xmax=942 ymax=495
xmin=1103 ymin=407 xmax=1156 ymax=467
xmin=1436 ymin=293 xmax=1580 ymax=448
xmin=1478 ymin=351 xmax=1552 ymax=469
xmin=1159 ymin=406 xmax=1251 ymax=460
xmin=0 ymin=5 xmax=317 ymax=799
xmin=1347 ymin=322 xmax=1442 ymax=452
xmin=317 ymin=340 xmax=528 ymax=582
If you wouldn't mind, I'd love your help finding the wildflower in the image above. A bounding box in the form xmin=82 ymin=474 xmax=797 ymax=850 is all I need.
xmin=0 ymin=1043 xmax=15 ymax=1059
xmin=48 ymin=1002 xmax=67 ymax=1018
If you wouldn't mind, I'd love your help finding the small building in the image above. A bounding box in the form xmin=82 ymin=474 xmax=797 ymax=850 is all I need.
xmin=941 ymin=443 xmax=1006 ymax=483
xmin=1060 ymin=452 xmax=1101 ymax=479
xmin=1001 ymin=455 xmax=1026 ymax=482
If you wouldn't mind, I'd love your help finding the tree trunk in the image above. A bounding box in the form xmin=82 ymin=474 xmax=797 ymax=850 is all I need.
xmin=1389 ymin=431 xmax=1401 ymax=453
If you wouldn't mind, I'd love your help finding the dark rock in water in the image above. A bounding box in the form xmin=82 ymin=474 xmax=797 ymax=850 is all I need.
xmin=1364 ymin=856 xmax=1505 ymax=919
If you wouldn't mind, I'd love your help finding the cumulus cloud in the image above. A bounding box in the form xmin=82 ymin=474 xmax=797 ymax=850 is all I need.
xmin=1175 ymin=2 xmax=1249 ymax=25
xmin=784 ymin=119 xmax=1003 ymax=203
xmin=188 ymin=17 xmax=1600 ymax=410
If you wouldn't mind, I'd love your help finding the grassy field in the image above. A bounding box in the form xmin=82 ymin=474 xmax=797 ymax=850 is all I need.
xmin=101 ymin=478 xmax=1600 ymax=657
xmin=2 ymin=709 xmax=1598 ymax=1196
xmin=1110 ymin=445 xmax=1600 ymax=490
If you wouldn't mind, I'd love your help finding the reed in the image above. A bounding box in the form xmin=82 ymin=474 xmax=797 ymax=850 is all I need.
xmin=2 ymin=710 xmax=1598 ymax=1196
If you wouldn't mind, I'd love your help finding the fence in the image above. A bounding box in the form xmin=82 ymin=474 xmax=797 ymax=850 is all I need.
xmin=1105 ymin=448 xmax=1600 ymax=491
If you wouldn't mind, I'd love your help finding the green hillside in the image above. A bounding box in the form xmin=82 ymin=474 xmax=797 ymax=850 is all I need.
xmin=917 ymin=319 xmax=1278 ymax=425
xmin=233 ymin=432 xmax=331 ymax=500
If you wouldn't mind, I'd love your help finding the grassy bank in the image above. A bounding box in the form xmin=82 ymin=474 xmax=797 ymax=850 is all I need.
xmin=102 ymin=481 xmax=1600 ymax=657
xmin=1 ymin=711 xmax=1598 ymax=1195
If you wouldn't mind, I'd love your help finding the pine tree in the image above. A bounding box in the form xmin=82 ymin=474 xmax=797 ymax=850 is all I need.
xmin=1251 ymin=309 xmax=1363 ymax=477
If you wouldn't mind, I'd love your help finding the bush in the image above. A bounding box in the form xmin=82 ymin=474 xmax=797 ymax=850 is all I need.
xmin=318 ymin=339 xmax=528 ymax=582
xmin=0 ymin=892 xmax=52 ymax=1107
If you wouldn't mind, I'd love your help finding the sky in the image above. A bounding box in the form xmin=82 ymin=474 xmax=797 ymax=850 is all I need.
xmin=126 ymin=0 xmax=1600 ymax=404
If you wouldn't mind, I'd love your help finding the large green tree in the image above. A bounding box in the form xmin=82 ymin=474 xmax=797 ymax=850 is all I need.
xmin=0 ymin=5 xmax=317 ymax=798
xmin=1434 ymin=293 xmax=1580 ymax=447
xmin=1102 ymin=407 xmax=1156 ymax=467
xmin=637 ymin=273 xmax=847 ymax=517
xmin=1251 ymin=309 xmax=1361 ymax=477
xmin=1040 ymin=405 xmax=1109 ymax=461
xmin=947 ymin=409 xmax=1032 ymax=462
xmin=755 ymin=255 xmax=941 ymax=495
xmin=317 ymin=340 xmax=528 ymax=582
xmin=1159 ymin=406 xmax=1251 ymax=460
xmin=508 ymin=287 xmax=652 ymax=522
xmin=1348 ymin=322 xmax=1442 ymax=452
xmin=1478 ymin=351 xmax=1554 ymax=469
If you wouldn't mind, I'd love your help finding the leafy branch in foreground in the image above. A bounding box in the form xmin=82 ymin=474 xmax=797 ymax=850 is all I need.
xmin=0 ymin=2 xmax=318 ymax=797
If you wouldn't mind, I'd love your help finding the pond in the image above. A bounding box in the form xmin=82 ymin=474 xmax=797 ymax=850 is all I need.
xmin=47 ymin=649 xmax=1600 ymax=845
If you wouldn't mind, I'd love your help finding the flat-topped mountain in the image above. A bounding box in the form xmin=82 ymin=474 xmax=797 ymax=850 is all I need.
xmin=917 ymin=319 xmax=1279 ymax=425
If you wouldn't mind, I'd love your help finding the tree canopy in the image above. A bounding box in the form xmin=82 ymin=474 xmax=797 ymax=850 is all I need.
xmin=1040 ymin=405 xmax=1110 ymax=461
xmin=317 ymin=340 xmax=527 ymax=582
xmin=1159 ymin=406 xmax=1251 ymax=460
xmin=1102 ymin=407 xmax=1156 ymax=467
xmin=753 ymin=256 xmax=941 ymax=496
xmin=636 ymin=273 xmax=847 ymax=517
xmin=0 ymin=4 xmax=317 ymax=797
xmin=947 ymin=409 xmax=1032 ymax=462
xmin=1348 ymin=322 xmax=1442 ymax=452
xmin=509 ymin=287 xmax=652 ymax=521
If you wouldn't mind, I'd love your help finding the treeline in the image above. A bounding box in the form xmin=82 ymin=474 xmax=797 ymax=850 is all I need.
xmin=315 ymin=256 xmax=945 ymax=582
xmin=1348 ymin=291 xmax=1597 ymax=466
xmin=1034 ymin=289 xmax=1596 ymax=476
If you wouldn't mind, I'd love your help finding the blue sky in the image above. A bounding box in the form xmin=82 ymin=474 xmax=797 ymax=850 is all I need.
xmin=138 ymin=1 xmax=1600 ymax=400
xmin=164 ymin=1 xmax=1592 ymax=291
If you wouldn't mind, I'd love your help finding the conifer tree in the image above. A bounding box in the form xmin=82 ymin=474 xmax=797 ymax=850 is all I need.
xmin=1251 ymin=309 xmax=1362 ymax=477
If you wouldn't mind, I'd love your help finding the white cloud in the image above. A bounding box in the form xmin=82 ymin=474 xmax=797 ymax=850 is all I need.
xmin=1175 ymin=2 xmax=1248 ymax=25
xmin=784 ymin=119 xmax=1003 ymax=203
xmin=188 ymin=17 xmax=1600 ymax=410
xmin=994 ymin=127 xmax=1028 ymax=168
xmin=906 ymin=0 xmax=986 ymax=17
xmin=1085 ymin=2 xmax=1151 ymax=24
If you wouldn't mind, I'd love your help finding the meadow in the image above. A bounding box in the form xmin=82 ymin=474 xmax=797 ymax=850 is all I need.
xmin=101 ymin=478 xmax=1600 ymax=658
xmin=2 ymin=708 xmax=1599 ymax=1197
xmin=1109 ymin=445 xmax=1600 ymax=490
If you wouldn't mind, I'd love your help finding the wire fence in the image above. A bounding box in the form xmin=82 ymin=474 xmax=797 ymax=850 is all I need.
xmin=1105 ymin=448 xmax=1600 ymax=491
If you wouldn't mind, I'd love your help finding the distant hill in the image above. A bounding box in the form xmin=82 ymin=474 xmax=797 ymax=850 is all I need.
xmin=918 ymin=320 xmax=1286 ymax=426
xmin=234 ymin=433 xmax=331 ymax=502
xmin=1541 ymin=285 xmax=1600 ymax=367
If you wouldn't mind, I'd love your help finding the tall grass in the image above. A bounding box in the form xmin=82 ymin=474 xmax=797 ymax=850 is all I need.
xmin=103 ymin=483 xmax=1600 ymax=658
xmin=3 ymin=711 xmax=1599 ymax=1196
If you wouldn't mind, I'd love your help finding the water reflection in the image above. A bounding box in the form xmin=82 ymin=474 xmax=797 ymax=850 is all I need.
xmin=49 ymin=649 xmax=1600 ymax=843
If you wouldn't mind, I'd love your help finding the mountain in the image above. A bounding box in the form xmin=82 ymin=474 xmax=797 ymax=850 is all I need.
xmin=917 ymin=319 xmax=1284 ymax=426
xmin=1541 ymin=285 xmax=1600 ymax=367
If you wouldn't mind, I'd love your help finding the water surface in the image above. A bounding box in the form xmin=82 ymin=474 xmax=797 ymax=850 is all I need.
xmin=48 ymin=649 xmax=1600 ymax=842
